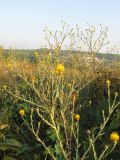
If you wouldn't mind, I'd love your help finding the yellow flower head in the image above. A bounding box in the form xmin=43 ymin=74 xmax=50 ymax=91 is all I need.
xmin=106 ymin=80 xmax=111 ymax=87
xmin=3 ymin=86 xmax=7 ymax=90
xmin=7 ymin=63 xmax=12 ymax=69
xmin=19 ymin=109 xmax=25 ymax=117
xmin=55 ymin=64 xmax=64 ymax=74
xmin=31 ymin=76 xmax=37 ymax=84
xmin=110 ymin=132 xmax=119 ymax=143
xmin=34 ymin=51 xmax=39 ymax=57
xmin=74 ymin=114 xmax=80 ymax=122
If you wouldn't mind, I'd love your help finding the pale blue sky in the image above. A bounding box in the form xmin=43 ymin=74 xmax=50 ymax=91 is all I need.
xmin=0 ymin=0 xmax=120 ymax=49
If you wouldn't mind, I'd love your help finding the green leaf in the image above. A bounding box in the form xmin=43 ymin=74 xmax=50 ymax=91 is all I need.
xmin=54 ymin=144 xmax=61 ymax=155
xmin=34 ymin=154 xmax=40 ymax=160
xmin=3 ymin=138 xmax=22 ymax=147
xmin=16 ymin=143 xmax=41 ymax=155
xmin=43 ymin=145 xmax=54 ymax=156
xmin=109 ymin=118 xmax=120 ymax=130
xmin=3 ymin=156 xmax=16 ymax=160
xmin=46 ymin=129 xmax=57 ymax=142
xmin=0 ymin=138 xmax=22 ymax=151
xmin=109 ymin=110 xmax=120 ymax=130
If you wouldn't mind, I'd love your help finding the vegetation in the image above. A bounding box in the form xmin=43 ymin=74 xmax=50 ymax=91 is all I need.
xmin=0 ymin=23 xmax=120 ymax=160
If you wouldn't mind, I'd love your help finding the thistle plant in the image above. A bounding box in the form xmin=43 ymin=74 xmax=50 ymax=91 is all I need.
xmin=7 ymin=60 xmax=120 ymax=160
xmin=3 ymin=23 xmax=120 ymax=160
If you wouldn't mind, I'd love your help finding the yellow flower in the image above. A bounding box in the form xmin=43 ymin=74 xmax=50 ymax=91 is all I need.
xmin=74 ymin=114 xmax=80 ymax=122
xmin=34 ymin=51 xmax=39 ymax=57
xmin=3 ymin=86 xmax=7 ymax=89
xmin=31 ymin=76 xmax=37 ymax=84
xmin=55 ymin=64 xmax=64 ymax=74
xmin=106 ymin=80 xmax=111 ymax=87
xmin=7 ymin=63 xmax=12 ymax=69
xmin=19 ymin=109 xmax=25 ymax=117
xmin=110 ymin=132 xmax=119 ymax=143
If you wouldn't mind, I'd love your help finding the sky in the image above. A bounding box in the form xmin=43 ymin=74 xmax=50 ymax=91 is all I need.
xmin=0 ymin=0 xmax=120 ymax=49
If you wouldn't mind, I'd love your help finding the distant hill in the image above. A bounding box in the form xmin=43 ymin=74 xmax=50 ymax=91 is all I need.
xmin=3 ymin=49 xmax=120 ymax=62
